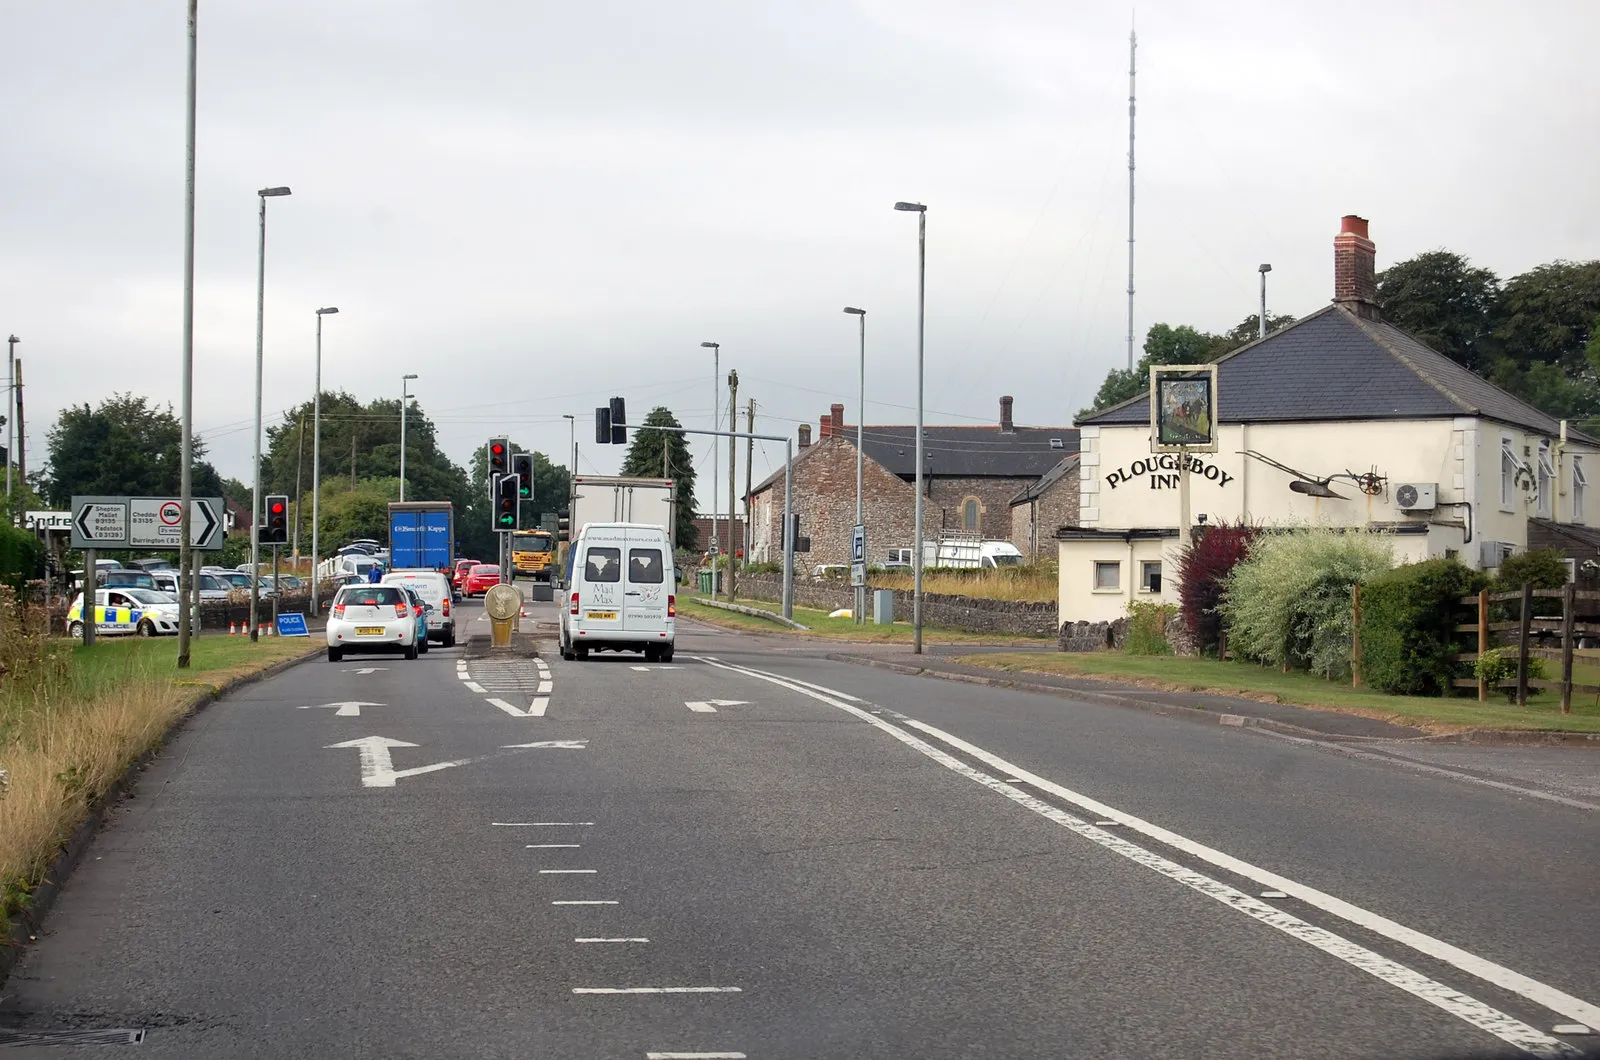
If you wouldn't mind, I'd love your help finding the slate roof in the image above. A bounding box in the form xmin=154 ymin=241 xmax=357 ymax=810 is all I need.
xmin=1081 ymin=304 xmax=1588 ymax=440
xmin=855 ymin=425 xmax=1078 ymax=479
xmin=1009 ymin=454 xmax=1080 ymax=507
xmin=1527 ymin=517 xmax=1600 ymax=556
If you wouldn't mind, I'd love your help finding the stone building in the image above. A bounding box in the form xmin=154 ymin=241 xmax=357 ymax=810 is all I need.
xmin=747 ymin=398 xmax=1078 ymax=566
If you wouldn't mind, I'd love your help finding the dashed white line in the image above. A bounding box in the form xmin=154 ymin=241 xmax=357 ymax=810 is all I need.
xmin=493 ymin=822 xmax=594 ymax=827
xmin=552 ymin=900 xmax=618 ymax=906
xmin=465 ymin=681 xmax=487 ymax=693
xmin=527 ymin=844 xmax=581 ymax=849
xmin=700 ymin=657 xmax=1586 ymax=1058
xmin=529 ymin=696 xmax=549 ymax=717
xmin=646 ymin=1053 xmax=746 ymax=1059
xmin=574 ymin=987 xmax=740 ymax=995
xmin=538 ymin=680 xmax=553 ymax=694
xmin=578 ymin=938 xmax=649 ymax=944
xmin=540 ymin=869 xmax=597 ymax=874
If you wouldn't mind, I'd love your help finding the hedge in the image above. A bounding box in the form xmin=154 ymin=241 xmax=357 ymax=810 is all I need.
xmin=1359 ymin=558 xmax=1488 ymax=696
xmin=0 ymin=524 xmax=42 ymax=592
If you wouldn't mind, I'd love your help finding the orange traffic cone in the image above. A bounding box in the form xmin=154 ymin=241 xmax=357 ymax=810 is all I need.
xmin=229 ymin=621 xmax=237 ymax=636
xmin=265 ymin=623 xmax=274 ymax=637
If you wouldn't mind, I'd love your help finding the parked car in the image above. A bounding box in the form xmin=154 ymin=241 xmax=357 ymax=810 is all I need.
xmin=66 ymin=588 xmax=183 ymax=638
xmin=102 ymin=569 xmax=157 ymax=590
xmin=212 ymin=570 xmax=275 ymax=597
xmin=131 ymin=558 xmax=175 ymax=572
xmin=150 ymin=569 xmax=232 ymax=601
xmin=325 ymin=583 xmax=420 ymax=662
xmin=383 ymin=569 xmax=455 ymax=646
xmin=463 ymin=564 xmax=501 ymax=597
xmin=559 ymin=522 xmax=675 ymax=662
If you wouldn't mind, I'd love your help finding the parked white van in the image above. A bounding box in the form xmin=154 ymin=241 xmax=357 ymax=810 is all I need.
xmin=558 ymin=523 xmax=675 ymax=662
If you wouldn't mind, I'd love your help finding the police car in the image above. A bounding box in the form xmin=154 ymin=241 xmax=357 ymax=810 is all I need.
xmin=66 ymin=589 xmax=184 ymax=639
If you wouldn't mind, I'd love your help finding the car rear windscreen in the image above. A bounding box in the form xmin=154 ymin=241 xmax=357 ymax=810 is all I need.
xmin=339 ymin=586 xmax=402 ymax=606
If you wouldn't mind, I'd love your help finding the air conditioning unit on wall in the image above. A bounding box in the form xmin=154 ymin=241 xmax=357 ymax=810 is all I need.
xmin=1394 ymin=482 xmax=1438 ymax=511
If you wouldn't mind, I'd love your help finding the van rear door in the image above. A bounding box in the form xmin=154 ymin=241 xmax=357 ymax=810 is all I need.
xmin=621 ymin=530 xmax=670 ymax=635
xmin=576 ymin=530 xmax=626 ymax=636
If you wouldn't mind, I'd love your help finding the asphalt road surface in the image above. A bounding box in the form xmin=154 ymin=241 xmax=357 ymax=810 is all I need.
xmin=4 ymin=593 xmax=1598 ymax=1059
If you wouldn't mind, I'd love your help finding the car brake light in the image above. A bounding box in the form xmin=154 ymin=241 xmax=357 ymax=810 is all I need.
xmin=569 ymin=592 xmax=579 ymax=615
xmin=332 ymin=604 xmax=345 ymax=619
xmin=414 ymin=604 xmax=423 ymax=616
xmin=668 ymin=594 xmax=676 ymax=617
xmin=394 ymin=602 xmax=408 ymax=618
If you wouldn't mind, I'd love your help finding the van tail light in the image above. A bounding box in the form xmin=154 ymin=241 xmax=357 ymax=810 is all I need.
xmin=668 ymin=594 xmax=676 ymax=617
xmin=394 ymin=602 xmax=408 ymax=618
xmin=569 ymin=592 xmax=579 ymax=616
xmin=332 ymin=604 xmax=345 ymax=619
xmin=442 ymin=598 xmax=450 ymax=617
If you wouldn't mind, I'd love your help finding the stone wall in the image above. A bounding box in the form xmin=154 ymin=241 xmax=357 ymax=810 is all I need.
xmin=1058 ymin=618 xmax=1129 ymax=652
xmin=729 ymin=573 xmax=1057 ymax=638
xmin=752 ymin=437 xmax=921 ymax=567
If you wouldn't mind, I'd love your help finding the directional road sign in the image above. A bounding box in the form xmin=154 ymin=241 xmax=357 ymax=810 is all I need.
xmin=70 ymin=496 xmax=225 ymax=551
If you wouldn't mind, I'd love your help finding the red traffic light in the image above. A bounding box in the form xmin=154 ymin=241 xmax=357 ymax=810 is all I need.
xmin=491 ymin=443 xmax=504 ymax=454
xmin=270 ymin=502 xmax=285 ymax=515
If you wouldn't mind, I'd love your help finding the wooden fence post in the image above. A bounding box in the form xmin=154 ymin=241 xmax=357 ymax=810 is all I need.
xmin=1561 ymin=581 xmax=1575 ymax=715
xmin=1516 ymin=581 xmax=1532 ymax=708
xmin=1477 ymin=588 xmax=1489 ymax=703
xmin=1350 ymin=583 xmax=1362 ymax=688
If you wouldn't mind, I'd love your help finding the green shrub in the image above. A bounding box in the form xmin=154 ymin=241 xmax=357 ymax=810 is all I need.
xmin=1473 ymin=647 xmax=1515 ymax=686
xmin=1359 ymin=558 xmax=1488 ymax=695
xmin=1218 ymin=527 xmax=1394 ymax=679
xmin=0 ymin=524 xmax=42 ymax=592
xmin=1491 ymin=548 xmax=1569 ymax=619
xmin=1124 ymin=601 xmax=1176 ymax=655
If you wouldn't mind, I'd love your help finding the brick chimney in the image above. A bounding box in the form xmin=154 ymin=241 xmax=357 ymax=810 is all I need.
xmin=818 ymin=414 xmax=831 ymax=440
xmin=830 ymin=403 xmax=845 ymax=435
xmin=999 ymin=395 xmax=1015 ymax=433
xmin=1333 ymin=214 xmax=1380 ymax=319
xmin=798 ymin=423 xmax=811 ymax=448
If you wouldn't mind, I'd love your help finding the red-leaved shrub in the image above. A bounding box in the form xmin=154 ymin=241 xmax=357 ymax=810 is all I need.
xmin=1177 ymin=521 xmax=1259 ymax=656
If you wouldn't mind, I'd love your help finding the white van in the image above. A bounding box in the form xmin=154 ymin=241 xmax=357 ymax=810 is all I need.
xmin=381 ymin=569 xmax=457 ymax=646
xmin=558 ymin=523 xmax=675 ymax=662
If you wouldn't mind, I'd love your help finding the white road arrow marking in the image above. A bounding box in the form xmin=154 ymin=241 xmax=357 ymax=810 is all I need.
xmin=632 ymin=665 xmax=683 ymax=672
xmin=487 ymin=695 xmax=551 ymax=718
xmin=502 ymin=740 xmax=587 ymax=749
xmin=325 ymin=736 xmax=473 ymax=788
xmin=342 ymin=667 xmax=388 ymax=675
xmin=301 ymin=701 xmax=383 ymax=717
xmin=685 ymin=699 xmax=749 ymax=713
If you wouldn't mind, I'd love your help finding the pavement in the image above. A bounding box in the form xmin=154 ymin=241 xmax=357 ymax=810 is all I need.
xmin=1 ymin=594 xmax=1597 ymax=1058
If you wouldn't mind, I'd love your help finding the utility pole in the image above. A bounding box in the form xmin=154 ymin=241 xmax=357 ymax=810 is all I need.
xmin=176 ymin=0 xmax=198 ymax=668
xmin=728 ymin=369 xmax=738 ymax=599
xmin=292 ymin=412 xmax=305 ymax=563
xmin=4 ymin=334 xmax=16 ymax=502
xmin=1126 ymin=25 xmax=1137 ymax=372
xmin=11 ymin=359 xmax=22 ymax=488
xmin=744 ymin=399 xmax=754 ymax=565
xmin=351 ymin=434 xmax=357 ymax=490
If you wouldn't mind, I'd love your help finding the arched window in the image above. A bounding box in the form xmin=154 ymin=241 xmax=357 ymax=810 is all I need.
xmin=962 ymin=497 xmax=981 ymax=534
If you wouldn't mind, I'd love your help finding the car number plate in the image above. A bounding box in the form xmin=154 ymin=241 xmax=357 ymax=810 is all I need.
xmin=356 ymin=626 xmax=386 ymax=635
xmin=585 ymin=611 xmax=617 ymax=620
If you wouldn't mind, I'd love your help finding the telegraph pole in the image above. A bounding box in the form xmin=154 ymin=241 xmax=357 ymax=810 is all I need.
xmin=744 ymin=399 xmax=754 ymax=565
xmin=727 ymin=369 xmax=738 ymax=599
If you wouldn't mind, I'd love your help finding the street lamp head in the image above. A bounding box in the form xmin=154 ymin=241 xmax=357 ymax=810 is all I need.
xmin=893 ymin=202 xmax=926 ymax=212
xmin=6 ymin=335 xmax=17 ymax=344
xmin=402 ymin=373 xmax=418 ymax=381
xmin=1259 ymin=263 xmax=1272 ymax=273
xmin=259 ymin=186 xmax=292 ymax=197
xmin=843 ymin=307 xmax=865 ymax=316
xmin=700 ymin=341 xmax=719 ymax=349
xmin=316 ymin=306 xmax=339 ymax=315
xmin=562 ymin=413 xmax=575 ymax=421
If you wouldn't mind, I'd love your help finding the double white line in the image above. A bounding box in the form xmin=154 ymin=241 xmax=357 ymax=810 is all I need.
xmin=696 ymin=656 xmax=1598 ymax=1058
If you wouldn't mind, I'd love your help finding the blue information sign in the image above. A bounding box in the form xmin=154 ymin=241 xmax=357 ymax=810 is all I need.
xmin=275 ymin=612 xmax=310 ymax=638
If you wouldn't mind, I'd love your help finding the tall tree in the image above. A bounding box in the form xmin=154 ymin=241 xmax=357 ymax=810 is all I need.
xmin=43 ymin=394 xmax=222 ymax=505
xmin=620 ymin=406 xmax=699 ymax=549
xmin=1492 ymin=260 xmax=1600 ymax=371
xmin=1209 ymin=313 xmax=1300 ymax=359
xmin=1376 ymin=250 xmax=1500 ymax=370
xmin=1081 ymin=322 xmax=1243 ymax=418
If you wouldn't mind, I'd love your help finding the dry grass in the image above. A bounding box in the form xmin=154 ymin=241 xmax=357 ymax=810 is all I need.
xmin=868 ymin=564 xmax=1057 ymax=604
xmin=0 ymin=593 xmax=313 ymax=928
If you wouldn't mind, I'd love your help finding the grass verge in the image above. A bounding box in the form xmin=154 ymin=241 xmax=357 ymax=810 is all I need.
xmin=0 ymin=632 xmax=314 ymax=932
xmin=952 ymin=653 xmax=1600 ymax=733
xmin=676 ymin=597 xmax=1049 ymax=645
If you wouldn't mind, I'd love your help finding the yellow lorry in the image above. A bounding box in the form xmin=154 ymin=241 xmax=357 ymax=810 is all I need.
xmin=510 ymin=529 xmax=557 ymax=582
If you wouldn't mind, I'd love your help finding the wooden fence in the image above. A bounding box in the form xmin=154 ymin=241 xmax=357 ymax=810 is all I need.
xmin=1451 ymin=584 xmax=1600 ymax=713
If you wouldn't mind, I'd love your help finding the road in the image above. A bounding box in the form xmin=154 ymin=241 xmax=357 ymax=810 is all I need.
xmin=3 ymin=592 xmax=1598 ymax=1058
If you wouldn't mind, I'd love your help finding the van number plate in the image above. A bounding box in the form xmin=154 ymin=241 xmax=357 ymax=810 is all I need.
xmin=585 ymin=611 xmax=617 ymax=620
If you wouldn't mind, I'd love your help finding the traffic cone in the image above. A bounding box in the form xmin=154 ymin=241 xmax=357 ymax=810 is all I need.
xmin=229 ymin=621 xmax=237 ymax=636
xmin=266 ymin=623 xmax=274 ymax=637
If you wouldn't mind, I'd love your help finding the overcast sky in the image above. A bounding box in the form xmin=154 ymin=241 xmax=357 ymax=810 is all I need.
xmin=5 ymin=1 xmax=1597 ymax=500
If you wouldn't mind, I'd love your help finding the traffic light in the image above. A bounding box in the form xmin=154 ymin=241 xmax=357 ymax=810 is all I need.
xmin=609 ymin=397 xmax=626 ymax=445
xmin=494 ymin=473 xmax=519 ymax=531
xmin=512 ymin=452 xmax=534 ymax=500
xmin=263 ymin=495 xmax=289 ymax=544
xmin=557 ymin=509 xmax=571 ymax=542
xmin=488 ymin=437 xmax=509 ymax=480
xmin=595 ymin=406 xmax=611 ymax=444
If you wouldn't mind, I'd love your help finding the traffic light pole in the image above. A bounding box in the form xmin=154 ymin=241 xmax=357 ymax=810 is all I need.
xmin=272 ymin=545 xmax=280 ymax=625
xmin=599 ymin=423 xmax=794 ymax=619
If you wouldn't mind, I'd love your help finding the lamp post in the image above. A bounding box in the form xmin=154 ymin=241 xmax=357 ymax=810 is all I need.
xmin=177 ymin=0 xmax=197 ymax=668
xmin=700 ymin=341 xmax=720 ymax=598
xmin=1259 ymin=263 xmax=1272 ymax=339
xmin=250 ymin=185 xmax=291 ymax=644
xmin=311 ymin=307 xmax=337 ymax=614
xmin=894 ymin=201 xmax=927 ymax=654
xmin=399 ymin=373 xmax=418 ymax=502
xmin=5 ymin=334 xmax=17 ymax=502
xmin=843 ymin=306 xmax=866 ymax=625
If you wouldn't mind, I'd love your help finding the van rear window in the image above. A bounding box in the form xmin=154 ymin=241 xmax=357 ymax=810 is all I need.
xmin=584 ymin=547 xmax=621 ymax=583
xmin=628 ymin=549 xmax=664 ymax=584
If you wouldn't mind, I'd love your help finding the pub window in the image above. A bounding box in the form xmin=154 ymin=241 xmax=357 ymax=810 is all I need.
xmin=1093 ymin=561 xmax=1121 ymax=591
xmin=1140 ymin=561 xmax=1162 ymax=593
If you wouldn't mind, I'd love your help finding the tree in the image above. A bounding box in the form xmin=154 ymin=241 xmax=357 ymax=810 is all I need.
xmin=620 ymin=407 xmax=699 ymax=549
xmin=1493 ymin=260 xmax=1600 ymax=371
xmin=1376 ymin=250 xmax=1500 ymax=370
xmin=1209 ymin=313 xmax=1300 ymax=359
xmin=1081 ymin=323 xmax=1241 ymax=418
xmin=42 ymin=394 xmax=223 ymax=505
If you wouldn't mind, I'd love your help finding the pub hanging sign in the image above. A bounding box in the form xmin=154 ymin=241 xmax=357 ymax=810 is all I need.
xmin=1149 ymin=363 xmax=1220 ymax=453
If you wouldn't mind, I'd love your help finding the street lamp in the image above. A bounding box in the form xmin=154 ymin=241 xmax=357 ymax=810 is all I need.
xmin=250 ymin=185 xmax=292 ymax=643
xmin=843 ymin=307 xmax=866 ymax=625
xmin=311 ymin=307 xmax=338 ymax=615
xmin=894 ymin=201 xmax=927 ymax=654
xmin=1258 ymin=263 xmax=1272 ymax=339
xmin=700 ymin=341 xmax=720 ymax=598
xmin=399 ymin=374 xmax=418 ymax=502
xmin=5 ymin=334 xmax=17 ymax=502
